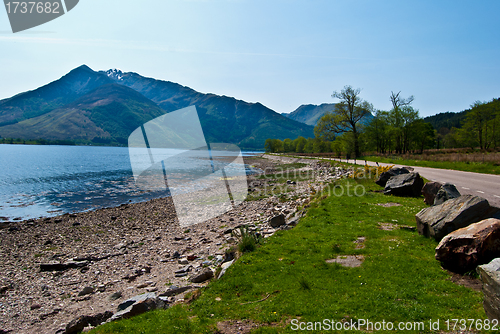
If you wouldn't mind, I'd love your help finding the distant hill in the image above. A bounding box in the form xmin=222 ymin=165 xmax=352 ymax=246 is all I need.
xmin=0 ymin=65 xmax=314 ymax=149
xmin=284 ymin=103 xmax=375 ymax=129
xmin=424 ymin=110 xmax=468 ymax=131
xmin=283 ymin=103 xmax=336 ymax=126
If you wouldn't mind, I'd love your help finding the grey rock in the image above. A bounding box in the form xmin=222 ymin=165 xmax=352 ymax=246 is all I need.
xmin=269 ymin=214 xmax=286 ymax=228
xmin=178 ymin=258 xmax=189 ymax=265
xmin=287 ymin=216 xmax=300 ymax=227
xmin=434 ymin=183 xmax=461 ymax=205
xmin=78 ymin=286 xmax=94 ymax=296
xmin=40 ymin=260 xmax=88 ymax=272
xmin=108 ymin=291 xmax=122 ymax=301
xmin=159 ymin=285 xmax=193 ymax=297
xmin=110 ymin=292 xmax=165 ymax=321
xmin=384 ymin=172 xmax=424 ymax=197
xmin=416 ymin=194 xmax=493 ymax=241
xmin=421 ymin=181 xmax=443 ymax=205
xmin=217 ymin=260 xmax=234 ymax=279
xmin=478 ymin=258 xmax=500 ymax=320
xmin=436 ymin=218 xmax=500 ymax=273
xmin=375 ymin=167 xmax=410 ymax=187
xmin=189 ymin=268 xmax=214 ymax=283
xmin=174 ymin=265 xmax=192 ymax=274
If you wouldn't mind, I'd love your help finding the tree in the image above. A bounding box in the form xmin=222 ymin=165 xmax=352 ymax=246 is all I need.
xmin=365 ymin=110 xmax=391 ymax=153
xmin=459 ymin=100 xmax=500 ymax=150
xmin=412 ymin=119 xmax=435 ymax=153
xmin=388 ymin=91 xmax=419 ymax=153
xmin=314 ymin=85 xmax=372 ymax=157
xmin=294 ymin=136 xmax=307 ymax=153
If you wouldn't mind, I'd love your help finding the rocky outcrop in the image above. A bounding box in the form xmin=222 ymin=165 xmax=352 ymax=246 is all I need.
xmin=435 ymin=218 xmax=500 ymax=273
xmin=434 ymin=183 xmax=461 ymax=205
xmin=416 ymin=195 xmax=492 ymax=241
xmin=65 ymin=311 xmax=113 ymax=334
xmin=384 ymin=172 xmax=424 ymax=197
xmin=421 ymin=181 xmax=443 ymax=205
xmin=478 ymin=258 xmax=500 ymax=320
xmin=375 ymin=167 xmax=410 ymax=187
xmin=109 ymin=293 xmax=167 ymax=322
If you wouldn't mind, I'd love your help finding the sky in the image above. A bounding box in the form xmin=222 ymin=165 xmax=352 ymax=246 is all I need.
xmin=1 ymin=0 xmax=499 ymax=117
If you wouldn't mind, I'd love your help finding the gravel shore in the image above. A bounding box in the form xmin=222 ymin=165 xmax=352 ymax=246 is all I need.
xmin=0 ymin=154 xmax=342 ymax=334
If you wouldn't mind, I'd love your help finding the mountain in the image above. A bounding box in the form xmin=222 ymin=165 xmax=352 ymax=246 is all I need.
xmin=0 ymin=83 xmax=167 ymax=145
xmin=284 ymin=103 xmax=375 ymax=128
xmin=283 ymin=103 xmax=336 ymax=126
xmin=102 ymin=70 xmax=314 ymax=148
xmin=0 ymin=65 xmax=112 ymax=127
xmin=0 ymin=66 xmax=314 ymax=149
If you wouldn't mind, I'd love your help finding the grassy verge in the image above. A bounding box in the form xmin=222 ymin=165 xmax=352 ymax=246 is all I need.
xmin=364 ymin=155 xmax=500 ymax=175
xmin=90 ymin=173 xmax=487 ymax=334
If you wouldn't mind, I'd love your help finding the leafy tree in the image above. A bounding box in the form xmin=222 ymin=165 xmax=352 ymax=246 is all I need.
xmin=294 ymin=136 xmax=307 ymax=153
xmin=388 ymin=92 xmax=419 ymax=153
xmin=264 ymin=139 xmax=284 ymax=153
xmin=412 ymin=119 xmax=436 ymax=153
xmin=315 ymin=85 xmax=373 ymax=157
xmin=459 ymin=100 xmax=500 ymax=149
xmin=365 ymin=110 xmax=391 ymax=153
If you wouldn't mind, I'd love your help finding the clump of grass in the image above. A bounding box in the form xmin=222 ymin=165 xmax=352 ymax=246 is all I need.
xmin=235 ymin=226 xmax=262 ymax=253
xmin=298 ymin=277 xmax=311 ymax=290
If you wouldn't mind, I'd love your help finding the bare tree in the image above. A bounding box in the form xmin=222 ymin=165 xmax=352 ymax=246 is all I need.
xmin=314 ymin=85 xmax=372 ymax=157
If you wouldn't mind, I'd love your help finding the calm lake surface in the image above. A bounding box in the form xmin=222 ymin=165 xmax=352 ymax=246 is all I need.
xmin=0 ymin=144 xmax=259 ymax=221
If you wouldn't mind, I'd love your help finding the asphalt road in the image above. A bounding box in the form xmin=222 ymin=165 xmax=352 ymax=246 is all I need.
xmin=330 ymin=158 xmax=500 ymax=208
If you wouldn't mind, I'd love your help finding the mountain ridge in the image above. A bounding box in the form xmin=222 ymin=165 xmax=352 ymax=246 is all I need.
xmin=0 ymin=66 xmax=314 ymax=149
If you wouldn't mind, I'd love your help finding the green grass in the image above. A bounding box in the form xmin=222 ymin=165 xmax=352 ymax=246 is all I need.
xmin=364 ymin=155 xmax=500 ymax=175
xmin=90 ymin=176 xmax=487 ymax=334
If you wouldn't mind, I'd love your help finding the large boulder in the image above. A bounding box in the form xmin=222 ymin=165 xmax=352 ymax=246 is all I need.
xmin=421 ymin=181 xmax=443 ymax=205
xmin=375 ymin=167 xmax=410 ymax=187
xmin=478 ymin=258 xmax=500 ymax=320
xmin=434 ymin=183 xmax=461 ymax=205
xmin=416 ymin=195 xmax=492 ymax=241
xmin=384 ymin=172 xmax=424 ymax=197
xmin=435 ymin=218 xmax=500 ymax=273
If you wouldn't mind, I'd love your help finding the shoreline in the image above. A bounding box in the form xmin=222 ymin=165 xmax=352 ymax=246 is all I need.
xmin=0 ymin=155 xmax=340 ymax=334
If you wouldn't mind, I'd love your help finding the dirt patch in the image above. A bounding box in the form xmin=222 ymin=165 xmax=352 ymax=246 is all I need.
xmin=216 ymin=320 xmax=262 ymax=334
xmin=448 ymin=272 xmax=482 ymax=292
xmin=354 ymin=237 xmax=366 ymax=249
xmin=326 ymin=255 xmax=365 ymax=267
xmin=378 ymin=222 xmax=397 ymax=231
xmin=376 ymin=203 xmax=402 ymax=207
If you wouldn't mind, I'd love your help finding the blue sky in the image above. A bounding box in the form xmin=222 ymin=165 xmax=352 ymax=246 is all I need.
xmin=1 ymin=0 xmax=499 ymax=117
